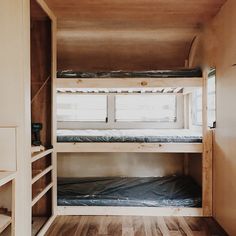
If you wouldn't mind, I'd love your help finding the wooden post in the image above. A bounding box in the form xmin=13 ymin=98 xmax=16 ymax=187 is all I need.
xmin=202 ymin=69 xmax=213 ymax=216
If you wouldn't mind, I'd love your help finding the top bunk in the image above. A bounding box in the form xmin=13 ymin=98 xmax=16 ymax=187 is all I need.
xmin=56 ymin=68 xmax=203 ymax=89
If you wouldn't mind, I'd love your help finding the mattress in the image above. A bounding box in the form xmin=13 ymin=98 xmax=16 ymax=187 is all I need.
xmin=57 ymin=129 xmax=202 ymax=143
xmin=57 ymin=176 xmax=202 ymax=207
xmin=57 ymin=68 xmax=202 ymax=79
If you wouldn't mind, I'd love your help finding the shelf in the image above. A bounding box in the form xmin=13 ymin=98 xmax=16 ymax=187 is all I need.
xmin=0 ymin=214 xmax=11 ymax=234
xmin=0 ymin=172 xmax=16 ymax=187
xmin=31 ymin=149 xmax=53 ymax=163
xmin=32 ymin=166 xmax=53 ymax=184
xmin=32 ymin=217 xmax=48 ymax=236
xmin=32 ymin=183 xmax=53 ymax=207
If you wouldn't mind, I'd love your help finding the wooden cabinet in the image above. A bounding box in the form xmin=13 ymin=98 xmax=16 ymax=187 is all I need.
xmin=0 ymin=172 xmax=16 ymax=235
xmin=0 ymin=128 xmax=17 ymax=171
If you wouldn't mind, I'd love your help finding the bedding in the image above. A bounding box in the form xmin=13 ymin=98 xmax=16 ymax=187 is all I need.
xmin=57 ymin=175 xmax=202 ymax=207
xmin=57 ymin=129 xmax=202 ymax=143
xmin=57 ymin=68 xmax=202 ymax=79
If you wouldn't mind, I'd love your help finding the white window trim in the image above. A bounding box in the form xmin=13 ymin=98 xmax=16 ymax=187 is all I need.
xmin=57 ymin=93 xmax=184 ymax=129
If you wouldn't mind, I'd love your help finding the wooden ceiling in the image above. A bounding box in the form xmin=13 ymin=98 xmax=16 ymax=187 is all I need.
xmin=45 ymin=0 xmax=226 ymax=71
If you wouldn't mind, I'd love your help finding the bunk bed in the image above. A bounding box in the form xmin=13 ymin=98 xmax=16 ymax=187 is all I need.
xmin=56 ymin=68 xmax=204 ymax=153
xmin=56 ymin=129 xmax=203 ymax=153
xmin=55 ymin=68 xmax=213 ymax=217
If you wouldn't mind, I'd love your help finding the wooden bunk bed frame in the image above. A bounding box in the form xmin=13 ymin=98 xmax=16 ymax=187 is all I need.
xmin=55 ymin=73 xmax=213 ymax=217
xmin=29 ymin=1 xmax=213 ymax=233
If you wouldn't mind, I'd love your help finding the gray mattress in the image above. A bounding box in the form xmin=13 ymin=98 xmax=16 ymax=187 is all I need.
xmin=57 ymin=176 xmax=202 ymax=207
xmin=57 ymin=68 xmax=202 ymax=79
xmin=57 ymin=129 xmax=202 ymax=143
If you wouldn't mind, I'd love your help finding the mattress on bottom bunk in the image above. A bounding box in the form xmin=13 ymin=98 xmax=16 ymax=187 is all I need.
xmin=57 ymin=176 xmax=202 ymax=207
xmin=57 ymin=129 xmax=202 ymax=143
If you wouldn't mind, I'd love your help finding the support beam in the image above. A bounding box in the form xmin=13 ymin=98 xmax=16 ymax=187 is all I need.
xmin=56 ymin=142 xmax=203 ymax=153
xmin=202 ymin=69 xmax=213 ymax=216
xmin=57 ymin=77 xmax=203 ymax=89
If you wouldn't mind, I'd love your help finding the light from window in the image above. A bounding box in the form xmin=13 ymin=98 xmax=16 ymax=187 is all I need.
xmin=208 ymin=69 xmax=216 ymax=127
xmin=115 ymin=95 xmax=176 ymax=122
xmin=192 ymin=88 xmax=203 ymax=126
xmin=192 ymin=68 xmax=216 ymax=127
xmin=57 ymin=94 xmax=107 ymax=122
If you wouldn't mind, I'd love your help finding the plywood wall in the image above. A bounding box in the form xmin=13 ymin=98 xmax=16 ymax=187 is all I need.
xmin=31 ymin=19 xmax=52 ymax=148
xmin=189 ymin=0 xmax=236 ymax=234
xmin=0 ymin=0 xmax=31 ymax=235
xmin=58 ymin=153 xmax=184 ymax=177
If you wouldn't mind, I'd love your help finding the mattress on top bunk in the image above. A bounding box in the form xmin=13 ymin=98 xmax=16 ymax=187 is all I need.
xmin=57 ymin=175 xmax=202 ymax=207
xmin=57 ymin=68 xmax=202 ymax=79
xmin=57 ymin=129 xmax=203 ymax=143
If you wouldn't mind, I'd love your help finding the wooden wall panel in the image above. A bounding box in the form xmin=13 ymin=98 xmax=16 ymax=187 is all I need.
xmin=57 ymin=153 xmax=185 ymax=178
xmin=0 ymin=128 xmax=16 ymax=171
xmin=31 ymin=19 xmax=52 ymax=148
xmin=0 ymin=0 xmax=32 ymax=235
xmin=30 ymin=0 xmax=53 ymax=219
xmin=189 ymin=0 xmax=236 ymax=234
xmin=45 ymin=0 xmax=226 ymax=71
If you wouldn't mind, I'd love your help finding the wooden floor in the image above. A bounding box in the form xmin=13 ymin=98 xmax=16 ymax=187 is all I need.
xmin=46 ymin=216 xmax=228 ymax=236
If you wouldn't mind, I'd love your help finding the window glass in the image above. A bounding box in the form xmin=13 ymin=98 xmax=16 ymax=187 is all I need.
xmin=192 ymin=68 xmax=216 ymax=127
xmin=208 ymin=69 xmax=216 ymax=127
xmin=115 ymin=95 xmax=176 ymax=122
xmin=57 ymin=94 xmax=107 ymax=122
xmin=192 ymin=88 xmax=203 ymax=126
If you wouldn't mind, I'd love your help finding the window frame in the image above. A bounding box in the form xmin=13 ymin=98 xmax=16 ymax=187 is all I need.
xmin=57 ymin=93 xmax=108 ymax=123
xmin=207 ymin=70 xmax=216 ymax=128
xmin=190 ymin=68 xmax=216 ymax=128
xmin=57 ymin=93 xmax=184 ymax=129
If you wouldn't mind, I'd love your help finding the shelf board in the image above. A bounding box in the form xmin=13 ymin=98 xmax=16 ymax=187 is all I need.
xmin=32 ymin=166 xmax=53 ymax=184
xmin=31 ymin=149 xmax=53 ymax=163
xmin=0 ymin=171 xmax=16 ymax=187
xmin=0 ymin=214 xmax=11 ymax=234
xmin=32 ymin=217 xmax=48 ymax=236
xmin=32 ymin=183 xmax=53 ymax=207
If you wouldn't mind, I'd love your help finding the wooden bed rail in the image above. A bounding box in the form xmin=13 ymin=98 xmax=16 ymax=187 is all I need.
xmin=56 ymin=142 xmax=203 ymax=153
xmin=56 ymin=77 xmax=203 ymax=89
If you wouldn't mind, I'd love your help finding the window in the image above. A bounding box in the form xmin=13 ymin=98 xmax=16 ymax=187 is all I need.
xmin=192 ymin=68 xmax=216 ymax=127
xmin=57 ymin=91 xmax=183 ymax=129
xmin=57 ymin=94 xmax=107 ymax=122
xmin=192 ymin=88 xmax=203 ymax=126
xmin=208 ymin=69 xmax=216 ymax=128
xmin=115 ymin=95 xmax=176 ymax=122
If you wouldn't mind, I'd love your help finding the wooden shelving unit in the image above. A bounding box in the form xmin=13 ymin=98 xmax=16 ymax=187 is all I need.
xmin=31 ymin=149 xmax=53 ymax=163
xmin=0 ymin=172 xmax=16 ymax=187
xmin=32 ymin=217 xmax=47 ymax=236
xmin=32 ymin=166 xmax=53 ymax=185
xmin=0 ymin=171 xmax=16 ymax=235
xmin=30 ymin=0 xmax=57 ymax=235
xmin=32 ymin=183 xmax=53 ymax=207
xmin=0 ymin=214 xmax=12 ymax=234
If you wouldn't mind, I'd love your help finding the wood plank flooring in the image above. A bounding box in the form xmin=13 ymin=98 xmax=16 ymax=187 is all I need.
xmin=45 ymin=216 xmax=228 ymax=236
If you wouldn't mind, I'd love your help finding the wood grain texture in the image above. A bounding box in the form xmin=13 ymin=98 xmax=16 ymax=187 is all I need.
xmin=45 ymin=216 xmax=228 ymax=236
xmin=44 ymin=0 xmax=226 ymax=71
xmin=31 ymin=0 xmax=53 ymax=219
xmin=188 ymin=0 xmax=236 ymax=234
xmin=31 ymin=18 xmax=52 ymax=148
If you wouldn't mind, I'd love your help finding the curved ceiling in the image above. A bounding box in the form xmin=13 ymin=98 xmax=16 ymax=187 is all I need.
xmin=45 ymin=0 xmax=226 ymax=71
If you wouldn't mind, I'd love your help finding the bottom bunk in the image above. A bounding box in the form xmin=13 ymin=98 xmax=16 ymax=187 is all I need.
xmin=57 ymin=175 xmax=202 ymax=216
xmin=56 ymin=150 xmax=206 ymax=216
